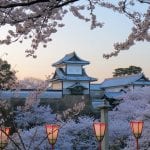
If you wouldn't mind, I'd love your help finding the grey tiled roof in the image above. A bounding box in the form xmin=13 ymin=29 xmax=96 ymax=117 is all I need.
xmin=92 ymin=100 xmax=104 ymax=109
xmin=52 ymin=52 xmax=89 ymax=66
xmin=50 ymin=68 xmax=97 ymax=81
xmin=100 ymin=73 xmax=148 ymax=88
xmin=133 ymin=81 xmax=150 ymax=85
xmin=92 ymin=100 xmax=111 ymax=109
xmin=104 ymin=92 xmax=124 ymax=99
xmin=90 ymin=84 xmax=102 ymax=90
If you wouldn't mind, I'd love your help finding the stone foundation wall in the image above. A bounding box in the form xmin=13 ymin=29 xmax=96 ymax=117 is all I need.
xmin=5 ymin=94 xmax=94 ymax=116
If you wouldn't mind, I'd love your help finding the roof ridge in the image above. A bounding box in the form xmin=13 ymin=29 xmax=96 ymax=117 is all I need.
xmin=104 ymin=73 xmax=143 ymax=81
xmin=65 ymin=51 xmax=75 ymax=57
xmin=52 ymin=51 xmax=89 ymax=66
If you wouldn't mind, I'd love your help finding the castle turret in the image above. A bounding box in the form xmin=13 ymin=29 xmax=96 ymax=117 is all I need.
xmin=50 ymin=52 xmax=97 ymax=95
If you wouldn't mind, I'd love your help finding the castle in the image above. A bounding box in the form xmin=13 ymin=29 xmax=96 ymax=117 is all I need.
xmin=1 ymin=52 xmax=150 ymax=105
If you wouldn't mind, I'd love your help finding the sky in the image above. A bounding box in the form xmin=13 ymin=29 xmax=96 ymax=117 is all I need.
xmin=0 ymin=4 xmax=150 ymax=82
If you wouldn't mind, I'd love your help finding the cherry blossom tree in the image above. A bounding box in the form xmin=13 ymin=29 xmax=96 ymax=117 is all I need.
xmin=6 ymin=117 xmax=97 ymax=150
xmin=109 ymin=87 xmax=150 ymax=149
xmin=1 ymin=83 xmax=150 ymax=149
xmin=18 ymin=77 xmax=46 ymax=89
xmin=1 ymin=78 xmax=87 ymax=149
xmin=7 ymin=85 xmax=150 ymax=150
xmin=0 ymin=0 xmax=149 ymax=58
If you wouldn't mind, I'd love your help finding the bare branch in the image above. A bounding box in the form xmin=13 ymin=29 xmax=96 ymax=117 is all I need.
xmin=138 ymin=0 xmax=150 ymax=4
xmin=0 ymin=0 xmax=79 ymax=9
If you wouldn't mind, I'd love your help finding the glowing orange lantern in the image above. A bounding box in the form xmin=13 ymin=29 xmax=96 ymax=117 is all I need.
xmin=93 ymin=122 xmax=106 ymax=150
xmin=0 ymin=127 xmax=10 ymax=149
xmin=45 ymin=124 xmax=60 ymax=150
xmin=130 ymin=120 xmax=144 ymax=150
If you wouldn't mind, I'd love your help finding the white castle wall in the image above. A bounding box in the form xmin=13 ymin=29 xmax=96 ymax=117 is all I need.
xmin=51 ymin=81 xmax=62 ymax=90
xmin=67 ymin=64 xmax=82 ymax=75
xmin=0 ymin=90 xmax=62 ymax=100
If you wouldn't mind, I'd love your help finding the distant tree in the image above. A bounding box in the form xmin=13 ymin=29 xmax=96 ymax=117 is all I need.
xmin=0 ymin=1 xmax=149 ymax=58
xmin=113 ymin=65 xmax=142 ymax=77
xmin=0 ymin=58 xmax=16 ymax=89
xmin=128 ymin=65 xmax=142 ymax=75
xmin=18 ymin=77 xmax=45 ymax=89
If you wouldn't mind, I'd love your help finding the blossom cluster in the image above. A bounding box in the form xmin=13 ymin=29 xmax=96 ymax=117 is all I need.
xmin=0 ymin=1 xmax=149 ymax=57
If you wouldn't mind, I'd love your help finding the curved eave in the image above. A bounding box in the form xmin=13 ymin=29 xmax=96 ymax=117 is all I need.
xmin=52 ymin=61 xmax=89 ymax=67
xmin=101 ymin=84 xmax=130 ymax=88
xmin=133 ymin=81 xmax=150 ymax=85
xmin=50 ymin=78 xmax=97 ymax=82
xmin=64 ymin=61 xmax=89 ymax=65
xmin=63 ymin=79 xmax=97 ymax=82
xmin=49 ymin=78 xmax=63 ymax=82
xmin=90 ymin=78 xmax=97 ymax=82
xmin=63 ymin=79 xmax=96 ymax=81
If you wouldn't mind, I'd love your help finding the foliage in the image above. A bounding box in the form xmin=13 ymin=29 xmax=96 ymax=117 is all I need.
xmin=113 ymin=65 xmax=142 ymax=77
xmin=1 ymin=86 xmax=150 ymax=149
xmin=6 ymin=117 xmax=97 ymax=150
xmin=0 ymin=58 xmax=16 ymax=89
xmin=14 ymin=82 xmax=56 ymax=129
xmin=0 ymin=1 xmax=149 ymax=58
xmin=109 ymin=87 xmax=150 ymax=150
xmin=0 ymin=100 xmax=13 ymax=127
xmin=1 ymin=97 xmax=96 ymax=149
xmin=57 ymin=117 xmax=97 ymax=150
xmin=14 ymin=104 xmax=56 ymax=129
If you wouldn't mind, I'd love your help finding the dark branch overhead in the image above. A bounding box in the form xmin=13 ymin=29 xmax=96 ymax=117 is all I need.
xmin=0 ymin=0 xmax=79 ymax=9
xmin=138 ymin=0 xmax=150 ymax=4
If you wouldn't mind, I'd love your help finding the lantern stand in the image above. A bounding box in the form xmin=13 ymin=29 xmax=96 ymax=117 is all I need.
xmin=45 ymin=124 xmax=60 ymax=150
xmin=51 ymin=144 xmax=54 ymax=150
xmin=98 ymin=99 xmax=111 ymax=150
xmin=136 ymin=138 xmax=139 ymax=150
xmin=130 ymin=121 xmax=144 ymax=150
xmin=0 ymin=127 xmax=10 ymax=150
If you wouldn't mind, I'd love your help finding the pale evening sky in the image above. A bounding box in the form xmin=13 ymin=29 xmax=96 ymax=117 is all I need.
xmin=0 ymin=6 xmax=150 ymax=82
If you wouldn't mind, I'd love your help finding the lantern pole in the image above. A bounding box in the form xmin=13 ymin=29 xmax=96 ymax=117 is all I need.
xmin=99 ymin=100 xmax=110 ymax=150
xmin=99 ymin=142 xmax=101 ymax=150
xmin=136 ymin=138 xmax=139 ymax=150
xmin=100 ymin=107 xmax=108 ymax=150
xmin=52 ymin=144 xmax=54 ymax=150
xmin=0 ymin=129 xmax=2 ymax=150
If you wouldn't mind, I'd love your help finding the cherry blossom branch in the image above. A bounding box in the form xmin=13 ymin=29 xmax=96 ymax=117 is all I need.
xmin=0 ymin=0 xmax=149 ymax=58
